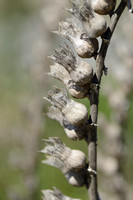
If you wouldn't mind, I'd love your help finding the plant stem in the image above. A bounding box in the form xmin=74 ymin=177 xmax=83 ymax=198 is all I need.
xmin=87 ymin=1 xmax=127 ymax=200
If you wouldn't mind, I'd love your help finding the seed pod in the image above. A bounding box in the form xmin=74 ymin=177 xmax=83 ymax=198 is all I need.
xmin=49 ymin=63 xmax=90 ymax=99
xmin=47 ymin=106 xmax=87 ymax=140
xmin=55 ymin=18 xmax=98 ymax=58
xmin=42 ymin=187 xmax=80 ymax=200
xmin=65 ymin=168 xmax=87 ymax=187
xmin=41 ymin=138 xmax=87 ymax=187
xmin=67 ymin=81 xmax=90 ymax=99
xmin=91 ymin=0 xmax=117 ymax=15
xmin=41 ymin=137 xmax=87 ymax=170
xmin=52 ymin=44 xmax=93 ymax=85
xmin=43 ymin=155 xmax=87 ymax=187
xmin=44 ymin=88 xmax=88 ymax=126
xmin=68 ymin=0 xmax=107 ymax=38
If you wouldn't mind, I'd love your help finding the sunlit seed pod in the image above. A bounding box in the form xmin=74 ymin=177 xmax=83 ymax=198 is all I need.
xmin=41 ymin=137 xmax=87 ymax=170
xmin=68 ymin=1 xmax=107 ymax=38
xmin=52 ymin=44 xmax=93 ymax=85
xmin=91 ymin=0 xmax=117 ymax=15
xmin=55 ymin=18 xmax=98 ymax=58
xmin=44 ymin=88 xmax=88 ymax=126
xmin=62 ymin=99 xmax=88 ymax=126
xmin=49 ymin=63 xmax=90 ymax=99
xmin=67 ymin=150 xmax=87 ymax=170
xmin=47 ymin=106 xmax=87 ymax=140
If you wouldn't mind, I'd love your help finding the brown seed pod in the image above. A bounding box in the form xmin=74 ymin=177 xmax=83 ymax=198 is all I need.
xmin=67 ymin=0 xmax=107 ymax=38
xmin=52 ymin=44 xmax=93 ymax=85
xmin=44 ymin=88 xmax=88 ymax=126
xmin=54 ymin=18 xmax=98 ymax=58
xmin=47 ymin=106 xmax=87 ymax=140
xmin=49 ymin=63 xmax=90 ymax=99
xmin=91 ymin=0 xmax=117 ymax=15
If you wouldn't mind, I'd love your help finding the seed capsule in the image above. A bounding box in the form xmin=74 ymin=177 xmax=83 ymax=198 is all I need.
xmin=41 ymin=137 xmax=87 ymax=187
xmin=44 ymin=88 xmax=88 ymax=126
xmin=52 ymin=44 xmax=93 ymax=85
xmin=41 ymin=137 xmax=86 ymax=170
xmin=65 ymin=169 xmax=87 ymax=187
xmin=91 ymin=0 xmax=117 ymax=15
xmin=68 ymin=0 xmax=107 ymax=38
xmin=47 ymin=106 xmax=87 ymax=140
xmin=54 ymin=18 xmax=98 ymax=58
xmin=49 ymin=63 xmax=90 ymax=99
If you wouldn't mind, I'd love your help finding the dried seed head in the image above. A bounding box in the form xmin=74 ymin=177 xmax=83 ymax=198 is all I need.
xmin=48 ymin=64 xmax=90 ymax=99
xmin=56 ymin=18 xmax=98 ymax=58
xmin=43 ymin=155 xmax=87 ymax=187
xmin=69 ymin=0 xmax=107 ymax=38
xmin=41 ymin=137 xmax=86 ymax=170
xmin=41 ymin=138 xmax=87 ymax=186
xmin=42 ymin=187 xmax=80 ymax=200
xmin=52 ymin=44 xmax=93 ymax=85
xmin=91 ymin=0 xmax=117 ymax=15
xmin=44 ymin=88 xmax=88 ymax=125
xmin=47 ymin=106 xmax=87 ymax=140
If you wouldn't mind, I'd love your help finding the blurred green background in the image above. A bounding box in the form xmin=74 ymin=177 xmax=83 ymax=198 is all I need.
xmin=0 ymin=0 xmax=133 ymax=200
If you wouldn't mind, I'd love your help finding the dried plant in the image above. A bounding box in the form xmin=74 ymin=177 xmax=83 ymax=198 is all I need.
xmin=41 ymin=0 xmax=133 ymax=199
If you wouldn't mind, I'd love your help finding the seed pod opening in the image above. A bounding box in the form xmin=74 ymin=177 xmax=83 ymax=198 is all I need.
xmin=91 ymin=0 xmax=117 ymax=15
xmin=55 ymin=18 xmax=98 ymax=58
xmin=44 ymin=88 xmax=88 ymax=125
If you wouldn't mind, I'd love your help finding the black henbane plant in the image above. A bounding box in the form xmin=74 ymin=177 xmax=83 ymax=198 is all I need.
xmin=41 ymin=0 xmax=133 ymax=199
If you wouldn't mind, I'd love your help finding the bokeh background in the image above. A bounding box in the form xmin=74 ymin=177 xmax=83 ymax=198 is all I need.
xmin=0 ymin=0 xmax=133 ymax=200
